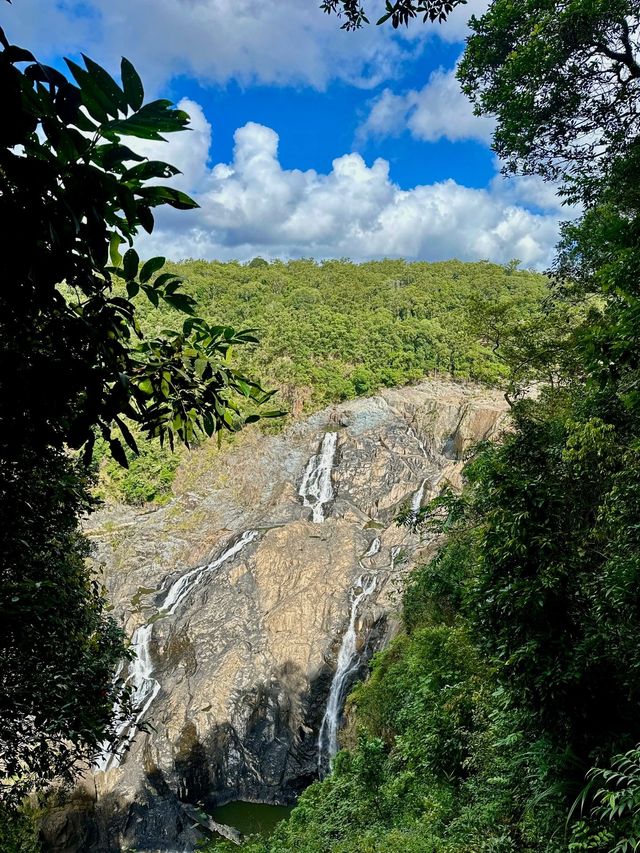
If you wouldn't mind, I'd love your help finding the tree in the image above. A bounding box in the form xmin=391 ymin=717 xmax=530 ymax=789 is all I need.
xmin=0 ymin=28 xmax=277 ymax=465
xmin=0 ymin=24 xmax=278 ymax=802
xmin=458 ymin=1 xmax=640 ymax=202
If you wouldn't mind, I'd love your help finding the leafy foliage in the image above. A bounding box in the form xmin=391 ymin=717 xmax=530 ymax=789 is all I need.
xmin=319 ymin=0 xmax=466 ymax=30
xmin=0 ymin=25 xmax=273 ymax=806
xmin=458 ymin=1 xmax=640 ymax=200
xmin=0 ymin=449 xmax=131 ymax=802
xmin=0 ymin=29 xmax=275 ymax=463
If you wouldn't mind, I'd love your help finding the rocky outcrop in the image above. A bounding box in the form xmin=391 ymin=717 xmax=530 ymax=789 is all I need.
xmin=41 ymin=380 xmax=508 ymax=852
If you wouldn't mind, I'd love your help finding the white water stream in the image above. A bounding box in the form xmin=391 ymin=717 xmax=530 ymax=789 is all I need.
xmin=363 ymin=536 xmax=381 ymax=558
xmin=317 ymin=573 xmax=378 ymax=773
xmin=98 ymin=530 xmax=258 ymax=770
xmin=299 ymin=431 xmax=338 ymax=523
xmin=410 ymin=478 xmax=428 ymax=520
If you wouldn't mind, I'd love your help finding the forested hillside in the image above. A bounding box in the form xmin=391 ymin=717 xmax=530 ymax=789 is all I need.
xmin=98 ymin=258 xmax=549 ymax=504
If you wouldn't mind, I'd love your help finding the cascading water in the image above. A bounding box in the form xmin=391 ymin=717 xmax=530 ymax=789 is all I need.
xmin=162 ymin=530 xmax=259 ymax=616
xmin=407 ymin=425 xmax=430 ymax=460
xmin=99 ymin=624 xmax=160 ymax=772
xmin=98 ymin=530 xmax=258 ymax=770
xmin=299 ymin=431 xmax=338 ymax=523
xmin=363 ymin=537 xmax=381 ymax=558
xmin=410 ymin=478 xmax=428 ymax=521
xmin=317 ymin=573 xmax=377 ymax=774
xmin=406 ymin=425 xmax=430 ymax=521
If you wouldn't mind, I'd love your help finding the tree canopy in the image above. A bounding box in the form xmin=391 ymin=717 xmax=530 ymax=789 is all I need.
xmin=458 ymin=1 xmax=640 ymax=200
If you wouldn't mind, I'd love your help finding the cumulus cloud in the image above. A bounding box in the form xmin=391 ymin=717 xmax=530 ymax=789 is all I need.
xmin=5 ymin=0 xmax=494 ymax=95
xmin=358 ymin=64 xmax=494 ymax=144
xmin=135 ymin=108 xmax=569 ymax=269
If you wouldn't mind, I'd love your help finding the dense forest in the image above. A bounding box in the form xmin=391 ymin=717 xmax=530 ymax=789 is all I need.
xmin=97 ymin=258 xmax=549 ymax=504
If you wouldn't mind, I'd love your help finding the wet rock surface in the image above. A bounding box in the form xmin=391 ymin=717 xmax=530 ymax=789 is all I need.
xmin=42 ymin=380 xmax=508 ymax=852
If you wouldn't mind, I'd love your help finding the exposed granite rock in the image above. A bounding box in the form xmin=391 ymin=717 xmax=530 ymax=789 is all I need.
xmin=41 ymin=380 xmax=508 ymax=852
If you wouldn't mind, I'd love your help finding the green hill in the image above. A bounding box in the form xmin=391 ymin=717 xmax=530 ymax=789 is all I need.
xmin=97 ymin=258 xmax=548 ymax=505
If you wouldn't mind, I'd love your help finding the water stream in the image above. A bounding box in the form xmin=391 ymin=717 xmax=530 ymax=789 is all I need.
xmin=98 ymin=530 xmax=258 ymax=770
xmin=363 ymin=536 xmax=381 ymax=558
xmin=299 ymin=432 xmax=338 ymax=523
xmin=410 ymin=478 xmax=428 ymax=520
xmin=317 ymin=573 xmax=378 ymax=774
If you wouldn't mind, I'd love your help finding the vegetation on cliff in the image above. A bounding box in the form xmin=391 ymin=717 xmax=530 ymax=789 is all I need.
xmin=3 ymin=0 xmax=640 ymax=849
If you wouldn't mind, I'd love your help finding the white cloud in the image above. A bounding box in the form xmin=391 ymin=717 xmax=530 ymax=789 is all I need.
xmin=5 ymin=0 xmax=494 ymax=95
xmin=358 ymin=64 xmax=494 ymax=144
xmin=6 ymin=0 xmax=423 ymax=94
xmin=135 ymin=108 xmax=568 ymax=269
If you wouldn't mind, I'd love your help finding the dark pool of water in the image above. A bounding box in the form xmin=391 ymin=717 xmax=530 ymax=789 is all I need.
xmin=211 ymin=800 xmax=293 ymax=841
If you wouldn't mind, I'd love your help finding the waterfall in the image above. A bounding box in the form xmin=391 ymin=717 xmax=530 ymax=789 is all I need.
xmin=317 ymin=573 xmax=377 ymax=774
xmin=407 ymin=425 xmax=429 ymax=460
xmin=406 ymin=425 xmax=430 ymax=521
xmin=410 ymin=478 xmax=428 ymax=520
xmin=162 ymin=530 xmax=259 ymax=616
xmin=98 ymin=624 xmax=160 ymax=772
xmin=363 ymin=537 xmax=381 ymax=558
xmin=299 ymin=431 xmax=338 ymax=523
xmin=98 ymin=530 xmax=258 ymax=770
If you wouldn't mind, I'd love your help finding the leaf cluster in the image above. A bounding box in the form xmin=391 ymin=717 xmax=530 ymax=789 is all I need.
xmin=319 ymin=0 xmax=465 ymax=30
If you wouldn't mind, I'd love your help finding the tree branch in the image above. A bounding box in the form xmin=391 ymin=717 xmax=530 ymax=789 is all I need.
xmin=594 ymin=23 xmax=640 ymax=80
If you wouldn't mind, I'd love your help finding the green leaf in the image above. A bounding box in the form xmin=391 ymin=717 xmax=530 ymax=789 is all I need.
xmin=137 ymin=378 xmax=153 ymax=396
xmin=139 ymin=256 xmax=166 ymax=283
xmin=136 ymin=185 xmax=199 ymax=210
xmin=123 ymin=248 xmax=139 ymax=280
xmin=65 ymin=58 xmax=116 ymax=121
xmin=124 ymin=160 xmax=180 ymax=182
xmin=82 ymin=54 xmax=127 ymax=115
xmin=154 ymin=272 xmax=182 ymax=289
xmin=109 ymin=437 xmax=129 ymax=468
xmin=109 ymin=232 xmax=123 ymax=267
xmin=104 ymin=99 xmax=190 ymax=141
xmin=137 ymin=204 xmax=154 ymax=234
xmin=143 ymin=285 xmax=159 ymax=307
xmin=5 ymin=45 xmax=36 ymax=63
xmin=121 ymin=57 xmax=144 ymax=111
xmin=113 ymin=416 xmax=138 ymax=454
xmin=97 ymin=143 xmax=145 ymax=170
xmin=164 ymin=293 xmax=196 ymax=314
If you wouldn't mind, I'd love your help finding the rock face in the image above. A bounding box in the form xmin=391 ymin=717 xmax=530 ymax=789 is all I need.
xmin=41 ymin=380 xmax=508 ymax=852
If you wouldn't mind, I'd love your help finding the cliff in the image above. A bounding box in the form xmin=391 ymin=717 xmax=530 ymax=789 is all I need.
xmin=41 ymin=379 xmax=509 ymax=852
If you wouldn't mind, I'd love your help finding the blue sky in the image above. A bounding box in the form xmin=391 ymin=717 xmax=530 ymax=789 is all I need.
xmin=4 ymin=0 xmax=572 ymax=267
